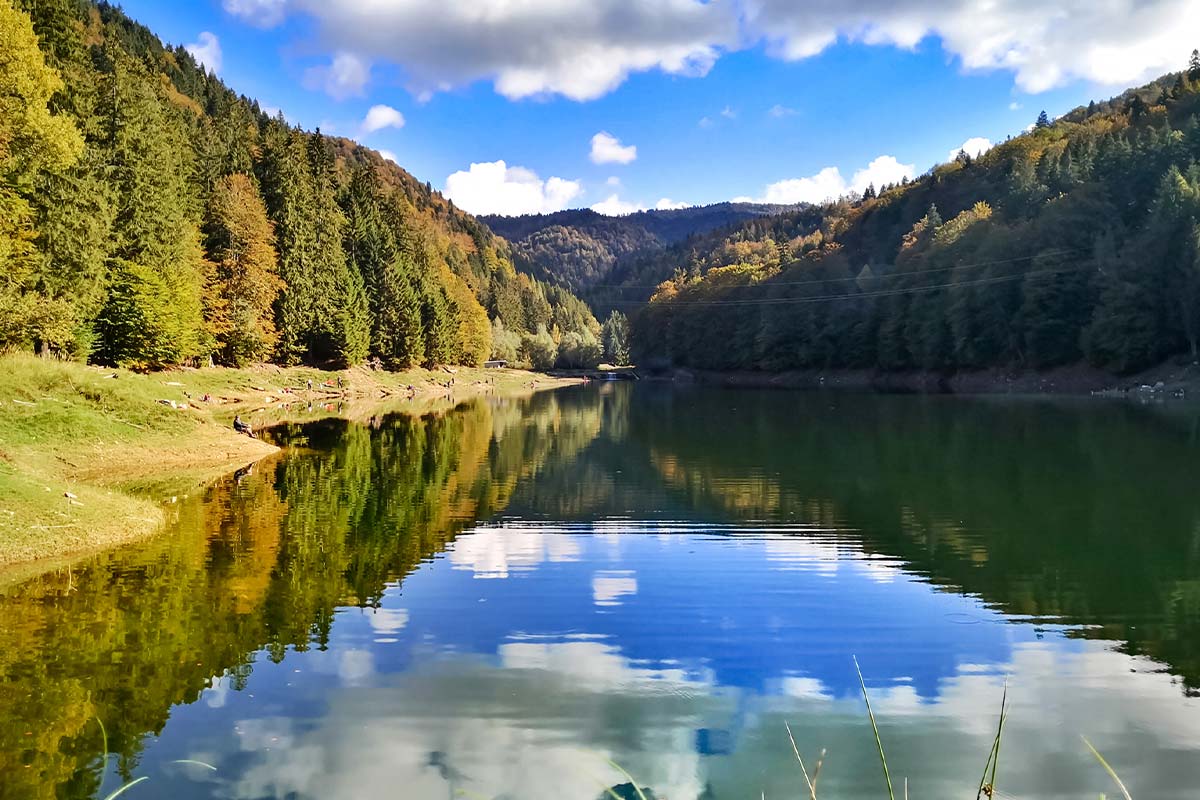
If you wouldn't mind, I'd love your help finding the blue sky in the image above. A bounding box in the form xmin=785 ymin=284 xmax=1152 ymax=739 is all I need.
xmin=117 ymin=0 xmax=1199 ymax=216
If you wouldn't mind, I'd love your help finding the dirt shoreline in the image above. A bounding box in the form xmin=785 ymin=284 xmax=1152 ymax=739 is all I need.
xmin=0 ymin=357 xmax=581 ymax=580
xmin=663 ymin=361 xmax=1200 ymax=397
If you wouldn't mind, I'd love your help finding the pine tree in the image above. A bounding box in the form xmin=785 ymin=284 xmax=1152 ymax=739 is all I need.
xmin=203 ymin=173 xmax=283 ymax=365
xmin=259 ymin=123 xmax=319 ymax=363
xmin=1036 ymin=110 xmax=1051 ymax=129
xmin=1189 ymin=49 xmax=1200 ymax=82
xmin=420 ymin=277 xmax=457 ymax=367
xmin=341 ymin=164 xmax=429 ymax=367
xmin=307 ymin=130 xmax=368 ymax=365
xmin=0 ymin=0 xmax=85 ymax=352
xmin=92 ymin=43 xmax=208 ymax=367
xmin=601 ymin=310 xmax=631 ymax=365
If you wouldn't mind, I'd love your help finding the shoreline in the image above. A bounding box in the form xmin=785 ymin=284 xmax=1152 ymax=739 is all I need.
xmin=0 ymin=355 xmax=581 ymax=579
xmin=660 ymin=361 xmax=1200 ymax=397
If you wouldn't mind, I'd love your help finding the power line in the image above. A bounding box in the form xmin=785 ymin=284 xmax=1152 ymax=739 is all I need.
xmin=587 ymin=248 xmax=1092 ymax=292
xmin=606 ymin=262 xmax=1097 ymax=308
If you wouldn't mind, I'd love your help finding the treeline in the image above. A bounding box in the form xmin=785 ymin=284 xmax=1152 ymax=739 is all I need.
xmin=0 ymin=0 xmax=598 ymax=371
xmin=635 ymin=55 xmax=1200 ymax=375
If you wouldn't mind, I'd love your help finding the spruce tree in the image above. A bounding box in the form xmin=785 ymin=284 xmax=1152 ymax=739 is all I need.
xmin=1189 ymin=49 xmax=1200 ymax=82
xmin=1036 ymin=110 xmax=1051 ymax=129
xmin=307 ymin=131 xmax=369 ymax=365
xmin=601 ymin=310 xmax=631 ymax=365
xmin=92 ymin=43 xmax=207 ymax=367
xmin=259 ymin=123 xmax=320 ymax=363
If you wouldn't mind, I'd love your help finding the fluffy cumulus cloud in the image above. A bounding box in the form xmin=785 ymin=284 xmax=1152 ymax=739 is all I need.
xmin=185 ymin=32 xmax=223 ymax=74
xmin=361 ymin=104 xmax=406 ymax=134
xmin=240 ymin=0 xmax=735 ymax=101
xmin=378 ymin=149 xmax=398 ymax=163
xmin=303 ymin=52 xmax=370 ymax=101
xmin=591 ymin=194 xmax=645 ymax=216
xmin=228 ymin=1 xmax=1200 ymax=101
xmin=590 ymin=131 xmax=637 ymax=165
xmin=743 ymin=0 xmax=1200 ymax=93
xmin=654 ymin=198 xmax=690 ymax=210
xmin=948 ymin=136 xmax=993 ymax=161
xmin=737 ymin=154 xmax=915 ymax=204
xmin=444 ymin=161 xmax=582 ymax=217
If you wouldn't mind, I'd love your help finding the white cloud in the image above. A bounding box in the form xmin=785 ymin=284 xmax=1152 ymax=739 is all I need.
xmin=948 ymin=136 xmax=993 ymax=161
xmin=185 ymin=32 xmax=222 ymax=74
xmin=446 ymin=527 xmax=584 ymax=575
xmin=591 ymin=194 xmax=645 ymax=216
xmin=654 ymin=198 xmax=690 ymax=210
xmin=591 ymin=571 xmax=638 ymax=607
xmin=304 ymin=52 xmax=370 ymax=101
xmin=1009 ymin=101 xmax=1022 ymax=111
xmin=739 ymin=154 xmax=915 ymax=204
xmin=720 ymin=105 xmax=737 ymax=119
xmin=698 ymin=116 xmax=714 ymax=128
xmin=361 ymin=104 xmax=406 ymax=134
xmin=222 ymin=0 xmax=287 ymax=28
xmin=378 ymin=149 xmax=399 ymax=163
xmin=768 ymin=103 xmax=797 ymax=118
xmin=222 ymin=1 xmax=1200 ymax=101
xmin=259 ymin=0 xmax=736 ymax=101
xmin=605 ymin=176 xmax=622 ymax=187
xmin=590 ymin=131 xmax=637 ymax=165
xmin=744 ymin=0 xmax=1200 ymax=94
xmin=367 ymin=608 xmax=409 ymax=634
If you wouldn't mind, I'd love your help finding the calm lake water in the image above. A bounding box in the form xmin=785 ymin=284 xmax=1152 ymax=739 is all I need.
xmin=3 ymin=383 xmax=1200 ymax=800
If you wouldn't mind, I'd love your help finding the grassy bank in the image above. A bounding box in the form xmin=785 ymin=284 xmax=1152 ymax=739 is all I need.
xmin=0 ymin=354 xmax=579 ymax=573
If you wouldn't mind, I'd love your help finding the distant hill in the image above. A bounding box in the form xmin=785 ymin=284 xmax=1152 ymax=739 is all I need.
xmin=482 ymin=202 xmax=804 ymax=298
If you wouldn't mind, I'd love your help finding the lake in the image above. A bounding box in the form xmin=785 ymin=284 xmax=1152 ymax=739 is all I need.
xmin=2 ymin=383 xmax=1200 ymax=800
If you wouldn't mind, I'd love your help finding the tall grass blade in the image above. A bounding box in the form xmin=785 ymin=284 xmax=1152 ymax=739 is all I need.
xmin=784 ymin=721 xmax=816 ymax=799
xmin=171 ymin=759 xmax=218 ymax=771
xmin=976 ymin=681 xmax=1009 ymax=800
xmin=853 ymin=656 xmax=895 ymax=800
xmin=100 ymin=776 xmax=148 ymax=800
xmin=811 ymin=748 xmax=826 ymax=795
xmin=988 ymin=682 xmax=1009 ymax=793
xmin=1082 ymin=737 xmax=1132 ymax=800
xmin=95 ymin=717 xmax=109 ymax=791
xmin=607 ymin=759 xmax=649 ymax=800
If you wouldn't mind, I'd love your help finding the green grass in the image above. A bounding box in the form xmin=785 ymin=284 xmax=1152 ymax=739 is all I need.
xmin=0 ymin=354 xmax=578 ymax=572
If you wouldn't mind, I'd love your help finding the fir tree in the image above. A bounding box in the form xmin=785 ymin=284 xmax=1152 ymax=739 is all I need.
xmin=92 ymin=43 xmax=208 ymax=367
xmin=1035 ymin=110 xmax=1051 ymax=129
xmin=601 ymin=310 xmax=631 ymax=365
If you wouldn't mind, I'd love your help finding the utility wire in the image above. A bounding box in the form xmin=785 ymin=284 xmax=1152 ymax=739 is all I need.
xmin=606 ymin=262 xmax=1097 ymax=308
xmin=587 ymin=248 xmax=1092 ymax=292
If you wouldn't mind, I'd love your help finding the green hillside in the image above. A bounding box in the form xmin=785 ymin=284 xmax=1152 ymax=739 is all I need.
xmin=633 ymin=57 xmax=1200 ymax=377
xmin=0 ymin=0 xmax=597 ymax=371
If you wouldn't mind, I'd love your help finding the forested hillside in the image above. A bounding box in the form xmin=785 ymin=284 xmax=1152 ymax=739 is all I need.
xmin=0 ymin=0 xmax=597 ymax=371
xmin=634 ymin=56 xmax=1200 ymax=376
xmin=483 ymin=202 xmax=800 ymax=299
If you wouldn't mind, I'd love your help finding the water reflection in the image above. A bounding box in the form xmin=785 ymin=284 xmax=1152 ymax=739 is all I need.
xmin=0 ymin=385 xmax=1198 ymax=800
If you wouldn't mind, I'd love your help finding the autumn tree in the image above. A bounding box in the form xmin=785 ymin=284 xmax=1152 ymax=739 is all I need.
xmin=203 ymin=173 xmax=283 ymax=365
